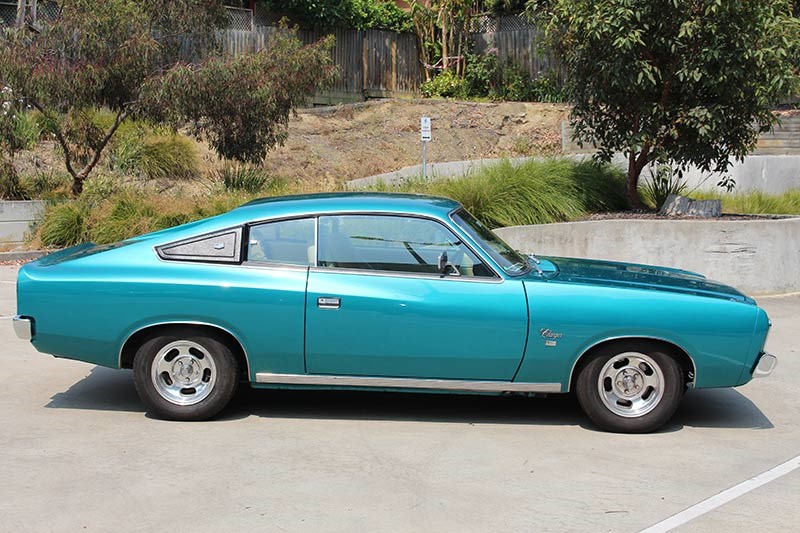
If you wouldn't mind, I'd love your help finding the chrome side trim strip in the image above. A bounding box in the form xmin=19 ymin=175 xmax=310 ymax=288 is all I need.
xmin=13 ymin=315 xmax=33 ymax=340
xmin=255 ymin=373 xmax=562 ymax=393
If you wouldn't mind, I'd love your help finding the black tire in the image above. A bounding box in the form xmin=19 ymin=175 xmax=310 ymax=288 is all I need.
xmin=132 ymin=328 xmax=239 ymax=421
xmin=575 ymin=341 xmax=684 ymax=433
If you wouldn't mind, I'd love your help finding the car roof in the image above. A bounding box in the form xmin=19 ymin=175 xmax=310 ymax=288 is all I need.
xmin=125 ymin=193 xmax=463 ymax=246
xmin=234 ymin=192 xmax=462 ymax=220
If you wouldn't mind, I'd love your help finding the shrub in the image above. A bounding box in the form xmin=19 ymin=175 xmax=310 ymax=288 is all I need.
xmin=461 ymin=51 xmax=566 ymax=103
xmin=10 ymin=112 xmax=42 ymax=151
xmin=87 ymin=192 xmax=159 ymax=243
xmin=110 ymin=132 xmax=199 ymax=180
xmin=215 ymin=164 xmax=285 ymax=194
xmin=39 ymin=202 xmax=88 ymax=247
xmin=20 ymin=171 xmax=72 ymax=201
xmin=366 ymin=158 xmax=626 ymax=228
xmin=420 ymin=70 xmax=467 ymax=99
xmin=639 ymin=163 xmax=690 ymax=210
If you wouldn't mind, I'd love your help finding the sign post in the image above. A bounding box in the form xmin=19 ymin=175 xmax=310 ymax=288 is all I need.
xmin=420 ymin=116 xmax=431 ymax=179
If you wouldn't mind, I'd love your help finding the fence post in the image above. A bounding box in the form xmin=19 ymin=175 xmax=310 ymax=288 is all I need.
xmin=361 ymin=31 xmax=368 ymax=99
xmin=391 ymin=35 xmax=397 ymax=96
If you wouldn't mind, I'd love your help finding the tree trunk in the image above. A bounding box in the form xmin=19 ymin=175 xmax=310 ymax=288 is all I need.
xmin=626 ymin=144 xmax=651 ymax=210
xmin=71 ymin=174 xmax=85 ymax=196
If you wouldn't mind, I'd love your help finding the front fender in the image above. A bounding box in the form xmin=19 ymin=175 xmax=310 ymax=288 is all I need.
xmin=515 ymin=280 xmax=760 ymax=390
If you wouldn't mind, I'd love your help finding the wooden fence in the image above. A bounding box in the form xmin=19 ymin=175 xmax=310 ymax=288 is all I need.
xmin=220 ymin=27 xmax=423 ymax=104
xmin=470 ymin=16 xmax=557 ymax=79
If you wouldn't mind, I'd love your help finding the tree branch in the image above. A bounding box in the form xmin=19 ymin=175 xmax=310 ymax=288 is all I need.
xmin=29 ymin=100 xmax=78 ymax=180
xmin=77 ymin=108 xmax=129 ymax=181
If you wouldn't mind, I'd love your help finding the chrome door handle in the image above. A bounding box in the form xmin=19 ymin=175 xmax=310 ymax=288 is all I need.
xmin=317 ymin=297 xmax=340 ymax=309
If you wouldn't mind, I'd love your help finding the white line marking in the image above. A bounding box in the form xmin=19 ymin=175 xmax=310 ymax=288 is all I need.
xmin=0 ymin=280 xmax=15 ymax=284
xmin=640 ymin=454 xmax=800 ymax=533
xmin=759 ymin=291 xmax=800 ymax=299
xmin=0 ymin=316 xmax=12 ymax=320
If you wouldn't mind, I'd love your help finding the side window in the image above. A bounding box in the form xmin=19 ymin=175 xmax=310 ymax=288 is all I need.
xmin=157 ymin=228 xmax=243 ymax=263
xmin=248 ymin=218 xmax=315 ymax=266
xmin=317 ymin=215 xmax=495 ymax=277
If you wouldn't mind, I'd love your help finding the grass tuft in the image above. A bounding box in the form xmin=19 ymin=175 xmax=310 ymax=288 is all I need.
xmin=365 ymin=158 xmax=627 ymax=228
xmin=214 ymin=164 xmax=286 ymax=194
xmin=110 ymin=133 xmax=199 ymax=180
xmin=39 ymin=202 xmax=88 ymax=247
xmin=691 ymin=189 xmax=800 ymax=215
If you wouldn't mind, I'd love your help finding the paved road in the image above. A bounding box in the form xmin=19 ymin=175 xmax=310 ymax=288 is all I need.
xmin=0 ymin=264 xmax=797 ymax=532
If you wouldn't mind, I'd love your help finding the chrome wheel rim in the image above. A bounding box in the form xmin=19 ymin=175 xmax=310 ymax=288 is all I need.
xmin=151 ymin=340 xmax=217 ymax=406
xmin=598 ymin=352 xmax=664 ymax=418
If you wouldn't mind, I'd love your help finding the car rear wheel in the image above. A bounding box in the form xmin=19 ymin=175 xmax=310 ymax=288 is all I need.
xmin=575 ymin=342 xmax=684 ymax=433
xmin=132 ymin=329 xmax=239 ymax=421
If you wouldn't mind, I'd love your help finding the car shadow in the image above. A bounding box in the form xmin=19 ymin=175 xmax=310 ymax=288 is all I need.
xmin=45 ymin=367 xmax=773 ymax=431
xmin=667 ymin=388 xmax=774 ymax=430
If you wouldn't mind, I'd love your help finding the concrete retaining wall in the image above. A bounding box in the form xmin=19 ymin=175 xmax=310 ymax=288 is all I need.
xmin=495 ymin=218 xmax=800 ymax=295
xmin=0 ymin=201 xmax=45 ymax=245
xmin=347 ymin=152 xmax=800 ymax=194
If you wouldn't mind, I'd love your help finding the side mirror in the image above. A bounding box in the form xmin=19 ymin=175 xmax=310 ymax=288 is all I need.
xmin=437 ymin=252 xmax=461 ymax=277
xmin=437 ymin=251 xmax=448 ymax=273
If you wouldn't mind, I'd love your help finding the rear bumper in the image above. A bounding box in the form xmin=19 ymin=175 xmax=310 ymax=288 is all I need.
xmin=12 ymin=315 xmax=33 ymax=341
xmin=753 ymin=352 xmax=777 ymax=378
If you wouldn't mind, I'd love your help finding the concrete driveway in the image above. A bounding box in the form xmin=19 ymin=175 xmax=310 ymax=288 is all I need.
xmin=0 ymin=264 xmax=797 ymax=532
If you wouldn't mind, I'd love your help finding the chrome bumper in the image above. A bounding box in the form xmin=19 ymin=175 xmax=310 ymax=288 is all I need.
xmin=12 ymin=315 xmax=33 ymax=341
xmin=753 ymin=352 xmax=777 ymax=378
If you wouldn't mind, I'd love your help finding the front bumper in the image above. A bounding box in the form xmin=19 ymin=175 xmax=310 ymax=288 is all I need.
xmin=753 ymin=352 xmax=778 ymax=378
xmin=12 ymin=315 xmax=33 ymax=341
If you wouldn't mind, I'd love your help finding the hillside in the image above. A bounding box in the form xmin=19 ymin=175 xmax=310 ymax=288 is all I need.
xmin=258 ymin=99 xmax=569 ymax=189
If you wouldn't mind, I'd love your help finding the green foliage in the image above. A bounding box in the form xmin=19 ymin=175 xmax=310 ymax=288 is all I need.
xmin=0 ymin=159 xmax=25 ymax=200
xmin=692 ymin=189 xmax=800 ymax=215
xmin=1 ymin=2 xmax=329 ymax=194
xmin=143 ymin=27 xmax=336 ymax=164
xmin=638 ymin=163 xmax=690 ymax=210
xmin=19 ymin=171 xmax=72 ymax=201
xmin=215 ymin=164 xmax=286 ymax=194
xmin=426 ymin=50 xmax=566 ymax=102
xmin=39 ymin=203 xmax=89 ymax=247
xmin=532 ymin=0 xmax=800 ymax=207
xmin=110 ymin=133 xmax=199 ymax=180
xmin=367 ymin=158 xmax=627 ymax=228
xmin=421 ymin=70 xmax=468 ymax=98
xmin=8 ymin=112 xmax=42 ymax=152
xmin=258 ymin=0 xmax=412 ymax=32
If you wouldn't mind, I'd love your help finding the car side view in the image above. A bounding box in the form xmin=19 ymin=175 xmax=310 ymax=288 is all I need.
xmin=13 ymin=193 xmax=777 ymax=432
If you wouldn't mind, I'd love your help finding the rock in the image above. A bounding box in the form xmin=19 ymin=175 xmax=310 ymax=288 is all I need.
xmin=660 ymin=194 xmax=722 ymax=217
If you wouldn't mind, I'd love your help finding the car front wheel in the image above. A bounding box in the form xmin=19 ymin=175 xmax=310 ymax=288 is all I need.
xmin=132 ymin=329 xmax=239 ymax=421
xmin=575 ymin=342 xmax=684 ymax=433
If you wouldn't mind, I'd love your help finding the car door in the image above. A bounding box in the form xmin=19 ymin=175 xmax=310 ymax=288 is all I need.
xmin=304 ymin=214 xmax=529 ymax=380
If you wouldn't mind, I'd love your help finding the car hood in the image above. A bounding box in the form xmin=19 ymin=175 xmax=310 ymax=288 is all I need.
xmin=535 ymin=256 xmax=754 ymax=304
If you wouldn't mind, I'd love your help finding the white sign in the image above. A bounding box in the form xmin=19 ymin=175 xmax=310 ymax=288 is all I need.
xmin=420 ymin=116 xmax=431 ymax=141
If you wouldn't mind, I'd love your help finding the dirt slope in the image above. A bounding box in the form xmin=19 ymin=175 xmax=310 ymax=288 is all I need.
xmin=259 ymin=99 xmax=569 ymax=189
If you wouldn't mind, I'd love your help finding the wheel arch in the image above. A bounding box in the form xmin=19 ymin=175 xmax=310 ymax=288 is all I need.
xmin=119 ymin=322 xmax=250 ymax=380
xmin=567 ymin=336 xmax=696 ymax=393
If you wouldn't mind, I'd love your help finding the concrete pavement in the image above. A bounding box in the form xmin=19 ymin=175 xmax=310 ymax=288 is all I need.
xmin=0 ymin=264 xmax=798 ymax=532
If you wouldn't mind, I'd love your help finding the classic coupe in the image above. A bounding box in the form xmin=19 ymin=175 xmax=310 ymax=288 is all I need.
xmin=14 ymin=193 xmax=776 ymax=432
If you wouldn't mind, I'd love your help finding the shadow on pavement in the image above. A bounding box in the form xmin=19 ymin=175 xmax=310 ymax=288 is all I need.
xmin=46 ymin=366 xmax=142 ymax=413
xmin=668 ymin=388 xmax=773 ymax=430
xmin=45 ymin=366 xmax=774 ymax=431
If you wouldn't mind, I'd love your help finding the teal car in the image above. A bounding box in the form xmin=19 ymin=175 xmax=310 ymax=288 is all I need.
xmin=14 ymin=193 xmax=776 ymax=432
